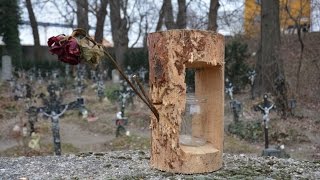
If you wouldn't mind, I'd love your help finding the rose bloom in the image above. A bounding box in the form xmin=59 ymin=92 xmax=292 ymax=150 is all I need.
xmin=48 ymin=34 xmax=81 ymax=65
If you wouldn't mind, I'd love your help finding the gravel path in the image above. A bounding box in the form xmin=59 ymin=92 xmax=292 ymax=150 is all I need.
xmin=0 ymin=150 xmax=319 ymax=179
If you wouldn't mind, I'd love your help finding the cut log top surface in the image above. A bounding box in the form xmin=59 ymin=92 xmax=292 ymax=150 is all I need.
xmin=148 ymin=29 xmax=224 ymax=67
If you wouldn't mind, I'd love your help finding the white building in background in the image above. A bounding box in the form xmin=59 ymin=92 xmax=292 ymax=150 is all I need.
xmin=311 ymin=0 xmax=320 ymax=32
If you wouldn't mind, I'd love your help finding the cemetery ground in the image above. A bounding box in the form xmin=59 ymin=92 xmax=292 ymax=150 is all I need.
xmin=0 ymin=80 xmax=319 ymax=162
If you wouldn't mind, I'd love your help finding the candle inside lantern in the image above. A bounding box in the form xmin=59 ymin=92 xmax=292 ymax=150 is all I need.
xmin=180 ymin=93 xmax=207 ymax=146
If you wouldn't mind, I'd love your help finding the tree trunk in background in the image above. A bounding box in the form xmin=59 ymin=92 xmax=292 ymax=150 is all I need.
xmin=208 ymin=0 xmax=219 ymax=31
xmin=76 ymin=0 xmax=89 ymax=32
xmin=163 ymin=0 xmax=176 ymax=29
xmin=25 ymin=0 xmax=41 ymax=61
xmin=110 ymin=0 xmax=129 ymax=68
xmin=176 ymin=0 xmax=187 ymax=29
xmin=256 ymin=0 xmax=288 ymax=118
xmin=256 ymin=0 xmax=281 ymax=93
xmin=157 ymin=0 xmax=187 ymax=31
xmin=94 ymin=0 xmax=108 ymax=43
xmin=156 ymin=3 xmax=165 ymax=31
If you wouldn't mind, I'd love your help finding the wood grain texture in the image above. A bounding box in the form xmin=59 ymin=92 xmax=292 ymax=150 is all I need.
xmin=148 ymin=29 xmax=224 ymax=174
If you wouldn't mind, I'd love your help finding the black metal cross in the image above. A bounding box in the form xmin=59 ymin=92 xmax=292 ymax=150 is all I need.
xmin=248 ymin=70 xmax=256 ymax=99
xmin=27 ymin=83 xmax=85 ymax=155
xmin=75 ymin=73 xmax=86 ymax=98
xmin=225 ymin=78 xmax=234 ymax=100
xmin=37 ymin=69 xmax=43 ymax=84
xmin=90 ymin=70 xmax=97 ymax=83
xmin=96 ymin=75 xmax=105 ymax=102
xmin=12 ymin=82 xmax=31 ymax=101
xmin=255 ymin=94 xmax=275 ymax=149
xmin=119 ymin=81 xmax=134 ymax=117
xmin=230 ymin=100 xmax=242 ymax=123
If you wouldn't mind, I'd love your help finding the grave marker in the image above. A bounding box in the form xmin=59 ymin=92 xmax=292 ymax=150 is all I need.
xmin=1 ymin=55 xmax=12 ymax=81
xmin=112 ymin=69 xmax=120 ymax=83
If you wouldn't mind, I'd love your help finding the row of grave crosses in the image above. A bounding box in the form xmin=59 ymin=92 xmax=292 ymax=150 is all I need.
xmin=14 ymin=66 xmax=88 ymax=155
xmin=7 ymin=69 xmax=63 ymax=102
xmin=226 ymin=70 xmax=296 ymax=121
xmin=225 ymin=70 xmax=295 ymax=157
xmin=228 ymin=92 xmax=276 ymax=153
xmin=14 ymin=68 xmax=62 ymax=83
xmin=225 ymin=69 xmax=256 ymax=101
xmin=10 ymin=65 xmax=142 ymax=154
xmin=10 ymin=62 xmax=148 ymax=86
xmin=76 ymin=64 xmax=109 ymax=82
xmin=225 ymin=70 xmax=256 ymax=123
xmin=10 ymin=64 xmax=101 ymax=86
xmin=225 ymin=70 xmax=274 ymax=149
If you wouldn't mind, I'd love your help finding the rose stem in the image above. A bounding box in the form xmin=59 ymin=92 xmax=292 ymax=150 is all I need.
xmin=132 ymin=75 xmax=155 ymax=115
xmin=103 ymin=50 xmax=159 ymax=121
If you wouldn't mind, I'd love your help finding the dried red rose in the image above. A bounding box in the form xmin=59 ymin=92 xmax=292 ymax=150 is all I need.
xmin=48 ymin=29 xmax=104 ymax=67
xmin=48 ymin=34 xmax=81 ymax=65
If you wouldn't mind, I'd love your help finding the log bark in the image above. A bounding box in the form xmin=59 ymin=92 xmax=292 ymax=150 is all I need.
xmin=148 ymin=30 xmax=224 ymax=174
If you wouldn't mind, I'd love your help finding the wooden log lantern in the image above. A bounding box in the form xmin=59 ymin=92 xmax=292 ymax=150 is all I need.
xmin=148 ymin=29 xmax=224 ymax=174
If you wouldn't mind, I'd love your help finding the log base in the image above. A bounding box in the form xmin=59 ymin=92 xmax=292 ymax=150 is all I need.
xmin=151 ymin=143 xmax=222 ymax=174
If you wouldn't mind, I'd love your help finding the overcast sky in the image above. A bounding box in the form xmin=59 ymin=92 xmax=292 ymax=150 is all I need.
xmin=2 ymin=0 xmax=319 ymax=46
xmin=15 ymin=0 xmax=247 ymax=47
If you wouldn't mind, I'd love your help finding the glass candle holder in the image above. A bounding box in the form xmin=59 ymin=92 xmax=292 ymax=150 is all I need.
xmin=179 ymin=94 xmax=207 ymax=146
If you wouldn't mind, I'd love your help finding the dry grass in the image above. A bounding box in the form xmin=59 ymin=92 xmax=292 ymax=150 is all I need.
xmin=0 ymin=143 xmax=79 ymax=157
xmin=224 ymin=134 xmax=261 ymax=154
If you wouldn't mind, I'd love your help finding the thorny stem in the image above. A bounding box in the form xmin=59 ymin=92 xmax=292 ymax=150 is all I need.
xmin=103 ymin=50 xmax=159 ymax=120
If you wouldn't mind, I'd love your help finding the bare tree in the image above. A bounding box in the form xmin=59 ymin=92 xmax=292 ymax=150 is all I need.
xmin=177 ymin=0 xmax=187 ymax=29
xmin=156 ymin=0 xmax=187 ymax=30
xmin=187 ymin=0 xmax=244 ymax=34
xmin=109 ymin=0 xmax=129 ymax=68
xmin=25 ymin=0 xmax=41 ymax=60
xmin=283 ymin=0 xmax=310 ymax=93
xmin=51 ymin=0 xmax=76 ymax=27
xmin=130 ymin=2 xmax=146 ymax=48
xmin=207 ymin=0 xmax=219 ymax=31
xmin=76 ymin=0 xmax=89 ymax=31
xmin=138 ymin=0 xmax=159 ymax=47
xmin=156 ymin=2 xmax=166 ymax=31
xmin=164 ymin=0 xmax=175 ymax=29
xmin=93 ymin=0 xmax=108 ymax=43
xmin=186 ymin=0 xmax=208 ymax=29
xmin=256 ymin=0 xmax=281 ymax=93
